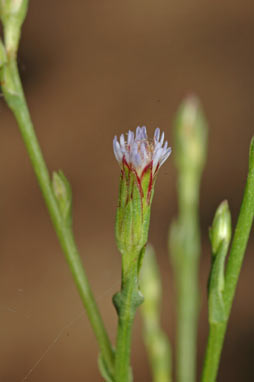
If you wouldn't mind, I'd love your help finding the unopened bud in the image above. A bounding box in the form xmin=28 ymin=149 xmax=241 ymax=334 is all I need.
xmin=174 ymin=95 xmax=208 ymax=173
xmin=209 ymin=200 xmax=231 ymax=255
xmin=0 ymin=0 xmax=28 ymax=56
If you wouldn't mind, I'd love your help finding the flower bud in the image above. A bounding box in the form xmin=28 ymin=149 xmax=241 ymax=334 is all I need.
xmin=209 ymin=200 xmax=231 ymax=255
xmin=52 ymin=171 xmax=72 ymax=226
xmin=174 ymin=95 xmax=208 ymax=173
xmin=207 ymin=200 xmax=232 ymax=323
xmin=0 ymin=0 xmax=28 ymax=57
xmin=113 ymin=127 xmax=171 ymax=257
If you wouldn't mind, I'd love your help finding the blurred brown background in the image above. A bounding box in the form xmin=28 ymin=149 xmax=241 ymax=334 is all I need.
xmin=0 ymin=1 xmax=253 ymax=381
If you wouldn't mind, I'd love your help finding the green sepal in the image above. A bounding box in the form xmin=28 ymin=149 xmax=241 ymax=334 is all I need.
xmin=115 ymin=163 xmax=154 ymax=261
xmin=98 ymin=353 xmax=115 ymax=382
xmin=137 ymin=245 xmax=146 ymax=275
xmin=52 ymin=170 xmax=72 ymax=227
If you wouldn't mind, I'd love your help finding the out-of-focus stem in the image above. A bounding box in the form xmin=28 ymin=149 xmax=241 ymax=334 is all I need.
xmin=140 ymin=245 xmax=172 ymax=382
xmin=171 ymin=176 xmax=201 ymax=382
xmin=169 ymin=96 xmax=207 ymax=382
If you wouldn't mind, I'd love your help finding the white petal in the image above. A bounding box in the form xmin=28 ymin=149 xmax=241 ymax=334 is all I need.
xmin=133 ymin=152 xmax=141 ymax=168
xmin=160 ymin=131 xmax=164 ymax=145
xmin=120 ymin=133 xmax=125 ymax=148
xmin=140 ymin=126 xmax=147 ymax=140
xmin=154 ymin=140 xmax=161 ymax=153
xmin=140 ymin=142 xmax=147 ymax=161
xmin=127 ymin=130 xmax=134 ymax=145
xmin=159 ymin=148 xmax=172 ymax=167
xmin=113 ymin=136 xmax=123 ymax=162
xmin=130 ymin=141 xmax=137 ymax=161
xmin=135 ymin=126 xmax=141 ymax=140
xmin=131 ymin=142 xmax=141 ymax=167
xmin=125 ymin=152 xmax=130 ymax=163
xmin=154 ymin=127 xmax=160 ymax=141
xmin=153 ymin=147 xmax=163 ymax=170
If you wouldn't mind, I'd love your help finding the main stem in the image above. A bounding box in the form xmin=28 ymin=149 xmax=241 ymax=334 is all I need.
xmin=202 ymin=138 xmax=254 ymax=382
xmin=201 ymin=324 xmax=226 ymax=382
xmin=2 ymin=59 xmax=114 ymax=375
xmin=114 ymin=260 xmax=142 ymax=382
xmin=114 ymin=288 xmax=135 ymax=382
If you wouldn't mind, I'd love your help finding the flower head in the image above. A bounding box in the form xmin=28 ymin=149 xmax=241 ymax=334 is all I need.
xmin=113 ymin=126 xmax=171 ymax=178
xmin=114 ymin=127 xmax=171 ymax=257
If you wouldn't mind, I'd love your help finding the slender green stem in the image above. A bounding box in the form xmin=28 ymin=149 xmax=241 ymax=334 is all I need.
xmin=114 ymin=287 xmax=135 ymax=381
xmin=1 ymin=58 xmax=114 ymax=375
xmin=201 ymin=323 xmax=226 ymax=382
xmin=202 ymin=138 xmax=254 ymax=382
xmin=224 ymin=138 xmax=254 ymax=315
xmin=114 ymin=259 xmax=143 ymax=382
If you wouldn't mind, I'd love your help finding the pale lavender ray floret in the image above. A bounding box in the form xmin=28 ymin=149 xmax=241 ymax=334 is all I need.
xmin=135 ymin=126 xmax=147 ymax=141
xmin=113 ymin=136 xmax=122 ymax=162
xmin=120 ymin=133 xmax=125 ymax=148
xmin=130 ymin=141 xmax=141 ymax=168
xmin=154 ymin=127 xmax=160 ymax=141
xmin=127 ymin=130 xmax=134 ymax=145
xmin=160 ymin=131 xmax=165 ymax=145
xmin=113 ymin=126 xmax=171 ymax=176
